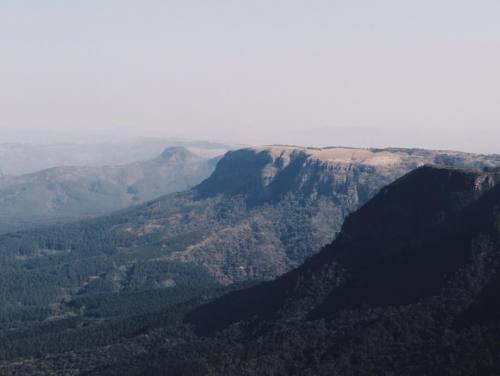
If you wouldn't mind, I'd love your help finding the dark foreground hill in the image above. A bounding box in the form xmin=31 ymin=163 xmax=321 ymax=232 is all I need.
xmin=2 ymin=165 xmax=500 ymax=375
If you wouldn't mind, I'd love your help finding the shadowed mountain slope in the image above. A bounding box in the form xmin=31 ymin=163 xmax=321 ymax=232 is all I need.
xmin=180 ymin=165 xmax=500 ymax=375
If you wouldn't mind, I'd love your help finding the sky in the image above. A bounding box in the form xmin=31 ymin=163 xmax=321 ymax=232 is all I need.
xmin=1 ymin=1 xmax=499 ymax=152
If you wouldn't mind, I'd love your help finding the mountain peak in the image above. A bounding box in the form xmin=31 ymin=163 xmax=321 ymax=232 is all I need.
xmin=160 ymin=146 xmax=200 ymax=162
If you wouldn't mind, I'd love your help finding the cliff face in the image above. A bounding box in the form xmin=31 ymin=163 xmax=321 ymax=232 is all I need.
xmin=181 ymin=147 xmax=421 ymax=282
xmin=196 ymin=147 xmax=405 ymax=205
xmin=197 ymin=146 xmax=500 ymax=205
xmin=189 ymin=146 xmax=500 ymax=281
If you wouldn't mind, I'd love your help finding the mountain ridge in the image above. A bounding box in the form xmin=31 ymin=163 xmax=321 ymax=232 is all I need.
xmin=0 ymin=146 xmax=219 ymax=233
xmin=0 ymin=139 xmax=234 ymax=176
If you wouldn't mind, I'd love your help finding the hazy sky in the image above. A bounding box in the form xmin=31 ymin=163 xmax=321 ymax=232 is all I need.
xmin=1 ymin=1 xmax=499 ymax=152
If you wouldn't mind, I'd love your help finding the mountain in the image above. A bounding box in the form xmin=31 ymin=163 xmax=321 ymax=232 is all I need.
xmin=190 ymin=165 xmax=500 ymax=329
xmin=2 ymin=164 xmax=500 ymax=375
xmin=0 ymin=138 xmax=233 ymax=176
xmin=0 ymin=147 xmax=220 ymax=233
xmin=1 ymin=147 xmax=500 ymax=320
xmin=178 ymin=165 xmax=500 ymax=375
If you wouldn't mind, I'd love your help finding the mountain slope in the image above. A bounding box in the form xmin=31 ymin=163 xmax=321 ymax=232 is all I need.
xmin=0 ymin=147 xmax=219 ymax=233
xmin=162 ymin=146 xmax=500 ymax=283
xmin=181 ymin=165 xmax=500 ymax=375
xmin=189 ymin=166 xmax=500 ymax=330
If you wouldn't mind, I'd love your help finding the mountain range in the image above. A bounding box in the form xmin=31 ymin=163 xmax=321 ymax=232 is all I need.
xmin=2 ymin=163 xmax=500 ymax=375
xmin=0 ymin=138 xmax=232 ymax=176
xmin=0 ymin=147 xmax=219 ymax=233
xmin=0 ymin=146 xmax=499 ymax=330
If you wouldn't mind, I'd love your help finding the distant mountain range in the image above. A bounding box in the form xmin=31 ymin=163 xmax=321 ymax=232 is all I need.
xmin=0 ymin=147 xmax=219 ymax=233
xmin=0 ymin=138 xmax=233 ymax=176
